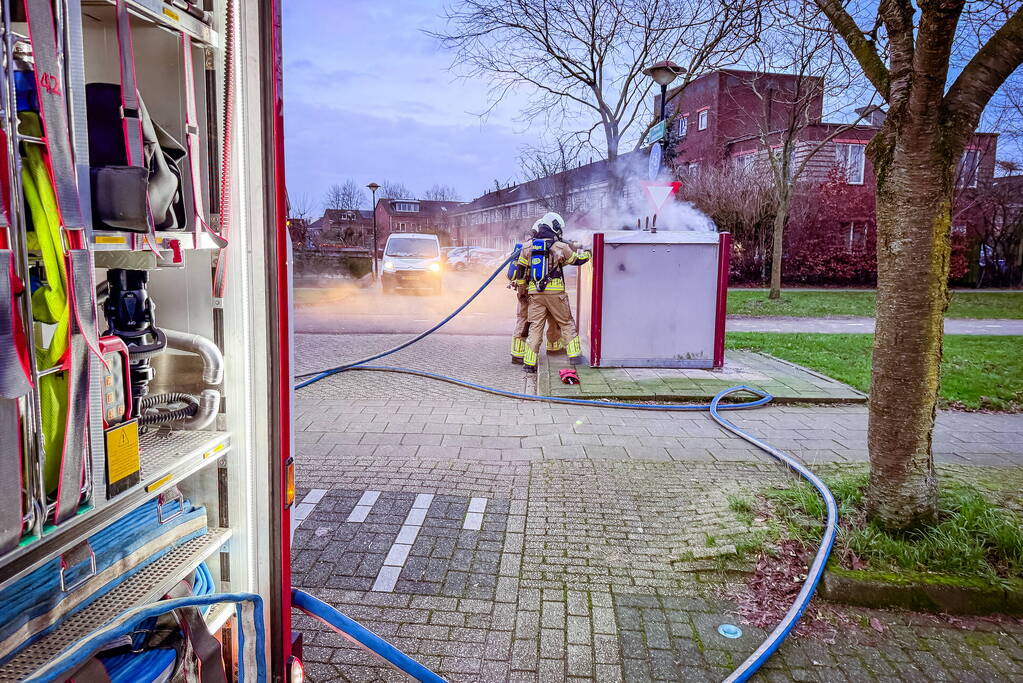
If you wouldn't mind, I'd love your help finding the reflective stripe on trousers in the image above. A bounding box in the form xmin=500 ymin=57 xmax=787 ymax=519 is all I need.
xmin=566 ymin=336 xmax=581 ymax=358
xmin=510 ymin=337 xmax=527 ymax=358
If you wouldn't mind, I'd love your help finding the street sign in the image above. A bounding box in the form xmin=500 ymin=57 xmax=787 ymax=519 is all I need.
xmin=639 ymin=181 xmax=682 ymax=214
xmin=645 ymin=120 xmax=666 ymax=146
xmin=648 ymin=143 xmax=662 ymax=179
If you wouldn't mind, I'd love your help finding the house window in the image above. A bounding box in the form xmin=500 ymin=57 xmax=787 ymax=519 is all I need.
xmin=688 ymin=161 xmax=700 ymax=176
xmin=697 ymin=109 xmax=708 ymax=131
xmin=678 ymin=116 xmax=688 ymax=137
xmin=958 ymin=149 xmax=980 ymax=188
xmin=733 ymin=153 xmax=755 ymax=172
xmin=835 ymin=143 xmax=866 ymax=184
xmin=394 ymin=202 xmax=420 ymax=212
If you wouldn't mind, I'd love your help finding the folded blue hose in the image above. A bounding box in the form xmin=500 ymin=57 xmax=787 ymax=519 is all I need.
xmin=0 ymin=498 xmax=207 ymax=665
xmin=25 ymin=593 xmax=265 ymax=683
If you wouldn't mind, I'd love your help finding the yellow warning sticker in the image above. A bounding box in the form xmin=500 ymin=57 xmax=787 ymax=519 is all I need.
xmin=105 ymin=420 xmax=140 ymax=484
xmin=95 ymin=235 xmax=127 ymax=244
xmin=203 ymin=443 xmax=226 ymax=459
xmin=162 ymin=7 xmax=180 ymax=21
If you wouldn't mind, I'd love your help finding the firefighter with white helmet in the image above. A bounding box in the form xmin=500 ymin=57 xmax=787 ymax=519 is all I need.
xmin=517 ymin=212 xmax=590 ymax=372
xmin=509 ymin=220 xmax=564 ymax=363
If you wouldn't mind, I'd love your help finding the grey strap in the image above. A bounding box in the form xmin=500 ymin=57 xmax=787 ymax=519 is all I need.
xmin=114 ymin=0 xmax=143 ymax=166
xmin=23 ymin=0 xmax=86 ymax=230
xmin=54 ymin=251 xmax=97 ymax=524
xmin=181 ymin=34 xmax=227 ymax=249
xmin=0 ymin=402 xmax=24 ymax=551
xmin=1 ymin=250 xmax=31 ymax=552
xmin=115 ymin=0 xmax=164 ymax=256
xmin=0 ymin=250 xmax=31 ymax=398
xmin=167 ymin=576 xmax=228 ymax=683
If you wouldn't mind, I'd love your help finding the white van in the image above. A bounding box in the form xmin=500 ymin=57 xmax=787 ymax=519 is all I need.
xmin=380 ymin=233 xmax=443 ymax=295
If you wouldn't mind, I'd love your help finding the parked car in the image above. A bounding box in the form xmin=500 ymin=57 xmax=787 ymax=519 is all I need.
xmin=468 ymin=248 xmax=508 ymax=271
xmin=380 ymin=233 xmax=443 ymax=295
xmin=444 ymin=246 xmax=472 ymax=271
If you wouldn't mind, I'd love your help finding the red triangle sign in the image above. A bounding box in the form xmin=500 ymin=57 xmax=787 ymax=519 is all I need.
xmin=640 ymin=181 xmax=682 ymax=214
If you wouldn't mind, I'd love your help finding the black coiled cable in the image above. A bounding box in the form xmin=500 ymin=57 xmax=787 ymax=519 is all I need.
xmin=137 ymin=392 xmax=199 ymax=426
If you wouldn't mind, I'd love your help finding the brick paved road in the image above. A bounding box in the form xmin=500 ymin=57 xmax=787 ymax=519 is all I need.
xmin=292 ymin=334 xmax=1023 ymax=681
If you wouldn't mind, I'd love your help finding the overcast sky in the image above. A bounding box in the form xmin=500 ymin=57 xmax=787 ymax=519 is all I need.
xmin=282 ymin=1 xmax=538 ymax=213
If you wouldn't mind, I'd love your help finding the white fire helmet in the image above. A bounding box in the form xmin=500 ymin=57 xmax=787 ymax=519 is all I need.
xmin=529 ymin=219 xmax=543 ymax=235
xmin=539 ymin=212 xmax=565 ymax=236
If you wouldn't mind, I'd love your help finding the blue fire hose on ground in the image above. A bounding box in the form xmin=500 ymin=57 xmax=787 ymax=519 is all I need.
xmin=293 ymin=255 xmax=839 ymax=682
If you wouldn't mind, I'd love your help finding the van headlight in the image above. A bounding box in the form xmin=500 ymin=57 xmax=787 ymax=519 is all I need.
xmin=383 ymin=260 xmax=395 ymax=271
xmin=429 ymin=262 xmax=441 ymax=272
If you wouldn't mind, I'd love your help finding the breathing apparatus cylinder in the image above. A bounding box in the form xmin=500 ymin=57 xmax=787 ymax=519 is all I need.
xmin=102 ymin=269 xmax=168 ymax=416
xmin=530 ymin=238 xmax=554 ymax=291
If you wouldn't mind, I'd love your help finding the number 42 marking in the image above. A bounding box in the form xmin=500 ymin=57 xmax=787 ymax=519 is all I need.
xmin=39 ymin=72 xmax=61 ymax=95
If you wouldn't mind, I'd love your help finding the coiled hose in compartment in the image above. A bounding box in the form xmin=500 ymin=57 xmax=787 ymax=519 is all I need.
xmin=136 ymin=393 xmax=199 ymax=426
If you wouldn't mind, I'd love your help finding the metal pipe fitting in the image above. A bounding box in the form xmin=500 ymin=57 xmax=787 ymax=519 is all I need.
xmin=163 ymin=328 xmax=224 ymax=385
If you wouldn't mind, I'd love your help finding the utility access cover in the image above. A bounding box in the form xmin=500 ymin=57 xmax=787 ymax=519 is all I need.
xmin=640 ymin=181 xmax=682 ymax=214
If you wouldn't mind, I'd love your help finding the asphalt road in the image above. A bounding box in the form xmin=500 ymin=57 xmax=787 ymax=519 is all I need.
xmin=294 ymin=270 xmax=533 ymax=335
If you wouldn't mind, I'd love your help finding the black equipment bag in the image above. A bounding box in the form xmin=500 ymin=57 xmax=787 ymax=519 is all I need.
xmin=86 ymin=83 xmax=187 ymax=233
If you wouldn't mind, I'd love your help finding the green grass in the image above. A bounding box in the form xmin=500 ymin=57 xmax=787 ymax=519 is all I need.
xmin=727 ymin=289 xmax=1023 ymax=319
xmin=765 ymin=474 xmax=1023 ymax=586
xmin=726 ymin=332 xmax=1023 ymax=411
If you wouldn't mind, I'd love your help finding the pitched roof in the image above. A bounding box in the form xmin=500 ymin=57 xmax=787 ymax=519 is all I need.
xmin=454 ymin=152 xmax=641 ymax=214
xmin=378 ymin=199 xmax=465 ymax=216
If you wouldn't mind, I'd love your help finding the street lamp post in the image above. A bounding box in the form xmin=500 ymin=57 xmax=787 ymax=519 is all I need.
xmin=642 ymin=61 xmax=686 ymax=168
xmin=367 ymin=182 xmax=380 ymax=279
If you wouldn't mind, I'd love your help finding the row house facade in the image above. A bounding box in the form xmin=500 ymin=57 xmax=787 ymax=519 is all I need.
xmin=372 ymin=198 xmax=464 ymax=253
xmin=305 ymin=208 xmax=375 ymax=251
xmin=453 ymin=69 xmax=999 ymax=253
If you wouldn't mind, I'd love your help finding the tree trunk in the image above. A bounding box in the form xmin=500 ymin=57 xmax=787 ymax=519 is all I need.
xmin=865 ymin=131 xmax=955 ymax=529
xmin=768 ymin=193 xmax=789 ymax=299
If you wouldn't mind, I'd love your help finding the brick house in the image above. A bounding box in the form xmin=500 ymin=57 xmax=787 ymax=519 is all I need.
xmin=661 ymin=69 xmax=998 ymax=241
xmin=372 ymin=198 xmax=464 ymax=253
xmin=306 ymin=208 xmax=375 ymax=251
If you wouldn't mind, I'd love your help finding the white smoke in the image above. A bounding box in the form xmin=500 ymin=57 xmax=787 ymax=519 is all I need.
xmin=562 ymin=150 xmax=715 ymax=247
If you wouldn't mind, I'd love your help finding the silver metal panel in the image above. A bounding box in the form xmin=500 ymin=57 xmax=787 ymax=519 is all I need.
xmin=147 ymin=250 xmax=215 ymax=340
xmin=599 ymin=240 xmax=719 ymax=368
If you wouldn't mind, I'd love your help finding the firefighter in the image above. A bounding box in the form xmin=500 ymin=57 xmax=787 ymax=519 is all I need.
xmin=509 ymin=222 xmax=564 ymax=363
xmin=518 ymin=212 xmax=590 ymax=373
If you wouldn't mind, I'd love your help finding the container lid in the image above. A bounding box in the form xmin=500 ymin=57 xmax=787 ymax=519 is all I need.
xmin=601 ymin=230 xmax=721 ymax=245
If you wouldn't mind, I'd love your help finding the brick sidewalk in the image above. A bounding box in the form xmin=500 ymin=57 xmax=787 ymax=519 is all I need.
xmin=291 ymin=440 xmax=1023 ymax=682
xmin=292 ymin=334 xmax=1023 ymax=681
